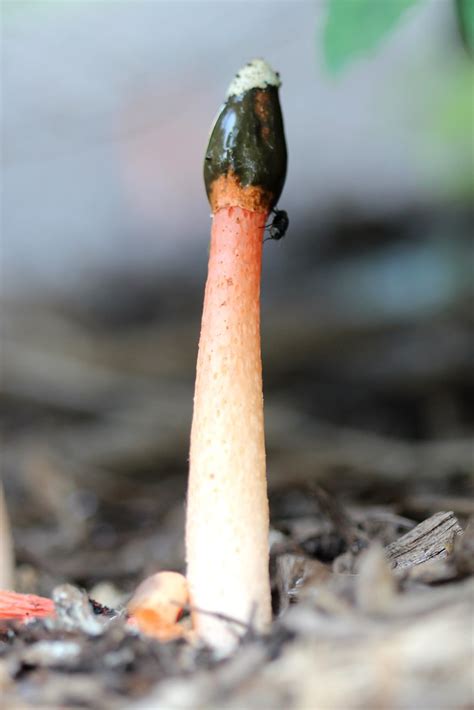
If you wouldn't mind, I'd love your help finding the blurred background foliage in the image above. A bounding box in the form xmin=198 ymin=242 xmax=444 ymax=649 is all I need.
xmin=456 ymin=0 xmax=474 ymax=55
xmin=323 ymin=0 xmax=422 ymax=73
xmin=322 ymin=0 xmax=473 ymax=196
xmin=1 ymin=1 xmax=473 ymax=592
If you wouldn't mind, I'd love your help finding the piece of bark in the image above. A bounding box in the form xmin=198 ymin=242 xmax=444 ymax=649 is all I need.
xmin=408 ymin=518 xmax=474 ymax=584
xmin=385 ymin=511 xmax=462 ymax=574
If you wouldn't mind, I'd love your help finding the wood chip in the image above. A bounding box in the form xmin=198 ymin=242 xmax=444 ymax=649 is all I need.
xmin=385 ymin=511 xmax=462 ymax=574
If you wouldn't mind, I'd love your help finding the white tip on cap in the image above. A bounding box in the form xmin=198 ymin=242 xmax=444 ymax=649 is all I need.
xmin=226 ymin=59 xmax=281 ymax=98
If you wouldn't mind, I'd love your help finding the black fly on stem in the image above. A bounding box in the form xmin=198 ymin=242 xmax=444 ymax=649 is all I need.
xmin=264 ymin=208 xmax=289 ymax=242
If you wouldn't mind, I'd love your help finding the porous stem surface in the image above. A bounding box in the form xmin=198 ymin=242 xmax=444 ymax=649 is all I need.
xmin=186 ymin=206 xmax=271 ymax=651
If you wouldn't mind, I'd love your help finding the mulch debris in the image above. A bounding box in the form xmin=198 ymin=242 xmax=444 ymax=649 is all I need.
xmin=1 ymin=298 xmax=473 ymax=708
xmin=1 ymin=505 xmax=472 ymax=709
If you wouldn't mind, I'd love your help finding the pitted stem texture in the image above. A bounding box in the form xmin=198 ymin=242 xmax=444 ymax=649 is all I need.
xmin=186 ymin=206 xmax=271 ymax=651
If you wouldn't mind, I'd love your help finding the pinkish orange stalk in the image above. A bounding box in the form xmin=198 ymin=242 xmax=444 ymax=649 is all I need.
xmin=186 ymin=205 xmax=270 ymax=649
xmin=0 ymin=590 xmax=55 ymax=621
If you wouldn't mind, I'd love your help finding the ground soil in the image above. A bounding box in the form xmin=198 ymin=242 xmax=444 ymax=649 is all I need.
xmin=1 ymin=282 xmax=473 ymax=709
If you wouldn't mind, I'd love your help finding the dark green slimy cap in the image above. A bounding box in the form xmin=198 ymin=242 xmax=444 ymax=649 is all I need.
xmin=204 ymin=59 xmax=287 ymax=213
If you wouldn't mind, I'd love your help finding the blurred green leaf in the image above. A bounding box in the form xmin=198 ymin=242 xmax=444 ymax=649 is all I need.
xmin=456 ymin=0 xmax=474 ymax=55
xmin=434 ymin=63 xmax=474 ymax=197
xmin=323 ymin=0 xmax=421 ymax=74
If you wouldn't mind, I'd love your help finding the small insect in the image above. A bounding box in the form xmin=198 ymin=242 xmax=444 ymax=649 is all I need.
xmin=264 ymin=208 xmax=289 ymax=243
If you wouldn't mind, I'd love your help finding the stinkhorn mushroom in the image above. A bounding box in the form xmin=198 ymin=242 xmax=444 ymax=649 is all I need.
xmin=186 ymin=59 xmax=287 ymax=651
